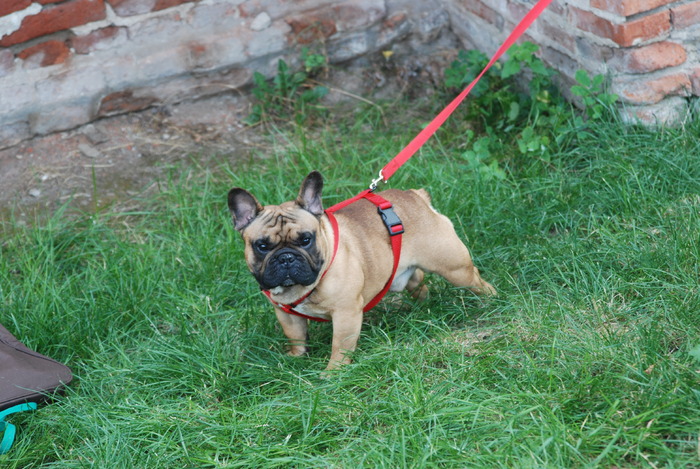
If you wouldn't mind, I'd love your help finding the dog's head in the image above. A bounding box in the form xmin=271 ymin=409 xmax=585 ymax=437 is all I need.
xmin=228 ymin=171 xmax=327 ymax=293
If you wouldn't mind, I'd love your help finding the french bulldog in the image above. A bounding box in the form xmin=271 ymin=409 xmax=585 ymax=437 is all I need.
xmin=228 ymin=171 xmax=495 ymax=371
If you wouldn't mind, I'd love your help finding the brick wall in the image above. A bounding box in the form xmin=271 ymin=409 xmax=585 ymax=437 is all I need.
xmin=1 ymin=0 xmax=699 ymax=149
xmin=446 ymin=0 xmax=700 ymax=124
xmin=0 ymin=0 xmax=443 ymax=149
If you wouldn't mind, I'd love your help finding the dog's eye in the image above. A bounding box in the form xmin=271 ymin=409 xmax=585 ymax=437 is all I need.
xmin=254 ymin=240 xmax=272 ymax=253
xmin=299 ymin=234 xmax=313 ymax=247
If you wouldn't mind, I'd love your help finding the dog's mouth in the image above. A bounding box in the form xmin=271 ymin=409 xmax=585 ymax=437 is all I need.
xmin=262 ymin=276 xmax=308 ymax=292
xmin=280 ymin=278 xmax=296 ymax=287
xmin=263 ymin=273 xmax=313 ymax=290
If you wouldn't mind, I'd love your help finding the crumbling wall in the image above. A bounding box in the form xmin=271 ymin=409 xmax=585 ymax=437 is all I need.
xmin=1 ymin=0 xmax=699 ymax=150
xmin=0 ymin=0 xmax=447 ymax=149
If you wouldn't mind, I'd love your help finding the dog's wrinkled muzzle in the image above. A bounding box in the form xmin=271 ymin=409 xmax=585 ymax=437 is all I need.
xmin=259 ymin=248 xmax=318 ymax=289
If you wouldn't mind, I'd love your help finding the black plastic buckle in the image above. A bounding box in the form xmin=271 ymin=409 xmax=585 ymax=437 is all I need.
xmin=377 ymin=205 xmax=404 ymax=236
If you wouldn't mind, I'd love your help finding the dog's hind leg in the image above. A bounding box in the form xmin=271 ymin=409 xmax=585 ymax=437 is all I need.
xmin=414 ymin=227 xmax=496 ymax=296
xmin=406 ymin=268 xmax=429 ymax=300
xmin=445 ymin=262 xmax=496 ymax=296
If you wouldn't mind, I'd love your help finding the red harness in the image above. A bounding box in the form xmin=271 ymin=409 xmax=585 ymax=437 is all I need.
xmin=263 ymin=190 xmax=404 ymax=322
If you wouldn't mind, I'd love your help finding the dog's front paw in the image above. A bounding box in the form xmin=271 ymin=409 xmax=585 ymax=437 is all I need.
xmin=287 ymin=345 xmax=308 ymax=357
xmin=478 ymin=281 xmax=497 ymax=296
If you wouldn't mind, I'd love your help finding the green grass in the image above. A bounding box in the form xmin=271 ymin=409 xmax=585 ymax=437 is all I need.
xmin=1 ymin=96 xmax=699 ymax=468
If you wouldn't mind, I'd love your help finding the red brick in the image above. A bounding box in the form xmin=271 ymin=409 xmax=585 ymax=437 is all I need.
xmin=671 ymin=2 xmax=700 ymax=29
xmin=617 ymin=72 xmax=691 ymax=104
xmin=106 ymin=0 xmax=194 ymax=17
xmin=331 ymin=3 xmax=383 ymax=32
xmin=98 ymin=90 xmax=158 ymax=116
xmin=17 ymin=39 xmax=70 ymax=67
xmin=540 ymin=45 xmax=580 ymax=79
xmin=71 ymin=26 xmax=126 ymax=54
xmin=540 ymin=18 xmax=576 ymax=53
xmin=0 ymin=0 xmax=31 ymax=17
xmin=285 ymin=3 xmax=382 ymax=44
xmin=0 ymin=0 xmax=106 ymax=47
xmin=591 ymin=0 xmax=675 ymax=16
xmin=621 ymin=98 xmax=689 ymax=126
xmin=615 ymin=41 xmax=686 ymax=74
xmin=383 ymin=12 xmax=407 ymax=30
xmin=154 ymin=0 xmax=194 ymax=11
xmin=37 ymin=0 xmax=65 ymax=4
xmin=465 ymin=1 xmax=504 ymax=27
xmin=574 ymin=37 xmax=615 ymax=64
xmin=571 ymin=7 xmax=671 ymax=46
xmin=286 ymin=15 xmax=337 ymax=45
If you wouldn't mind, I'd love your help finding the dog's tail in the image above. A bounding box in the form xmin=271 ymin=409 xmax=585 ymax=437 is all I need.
xmin=413 ymin=188 xmax=432 ymax=205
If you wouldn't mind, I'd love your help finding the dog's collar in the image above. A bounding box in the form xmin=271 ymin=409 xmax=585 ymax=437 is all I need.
xmin=262 ymin=191 xmax=404 ymax=322
xmin=262 ymin=212 xmax=339 ymax=322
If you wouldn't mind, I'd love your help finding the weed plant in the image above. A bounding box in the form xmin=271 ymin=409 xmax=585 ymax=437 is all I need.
xmin=247 ymin=48 xmax=329 ymax=126
xmin=1 ymin=48 xmax=699 ymax=467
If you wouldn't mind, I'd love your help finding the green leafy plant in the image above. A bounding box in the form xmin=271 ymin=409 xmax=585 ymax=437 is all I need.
xmin=301 ymin=46 xmax=327 ymax=76
xmin=571 ymin=69 xmax=619 ymax=120
xmin=247 ymin=53 xmax=329 ymax=125
xmin=516 ymin=125 xmax=551 ymax=162
xmin=444 ymin=49 xmax=493 ymax=97
xmin=460 ymin=134 xmax=507 ymax=180
xmin=443 ymin=42 xmax=619 ymax=177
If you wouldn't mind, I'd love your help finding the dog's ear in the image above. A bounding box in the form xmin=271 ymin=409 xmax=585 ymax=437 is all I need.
xmin=296 ymin=171 xmax=324 ymax=216
xmin=228 ymin=188 xmax=263 ymax=231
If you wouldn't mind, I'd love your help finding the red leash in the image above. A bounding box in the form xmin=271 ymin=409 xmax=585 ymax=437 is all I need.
xmin=266 ymin=0 xmax=552 ymax=319
xmin=376 ymin=0 xmax=553 ymax=186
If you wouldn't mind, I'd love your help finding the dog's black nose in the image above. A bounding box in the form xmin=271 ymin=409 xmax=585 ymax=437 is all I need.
xmin=277 ymin=252 xmax=295 ymax=266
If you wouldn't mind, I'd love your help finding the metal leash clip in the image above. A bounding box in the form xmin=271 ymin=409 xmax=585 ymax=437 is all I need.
xmin=369 ymin=170 xmax=385 ymax=191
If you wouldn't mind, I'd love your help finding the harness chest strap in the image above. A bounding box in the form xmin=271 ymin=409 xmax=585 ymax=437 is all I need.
xmin=359 ymin=192 xmax=404 ymax=313
xmin=263 ymin=192 xmax=404 ymax=321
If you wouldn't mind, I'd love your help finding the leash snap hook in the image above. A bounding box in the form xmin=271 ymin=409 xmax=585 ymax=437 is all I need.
xmin=369 ymin=170 xmax=385 ymax=191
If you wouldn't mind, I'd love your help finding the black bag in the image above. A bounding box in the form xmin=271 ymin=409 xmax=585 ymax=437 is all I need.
xmin=0 ymin=323 xmax=73 ymax=454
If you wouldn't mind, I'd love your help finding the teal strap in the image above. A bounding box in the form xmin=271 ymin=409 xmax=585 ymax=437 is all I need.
xmin=0 ymin=403 xmax=38 ymax=455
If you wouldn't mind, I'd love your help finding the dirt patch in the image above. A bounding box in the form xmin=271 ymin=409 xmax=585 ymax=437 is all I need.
xmin=0 ymin=92 xmax=264 ymax=223
xmin=0 ymin=45 xmax=456 ymax=224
